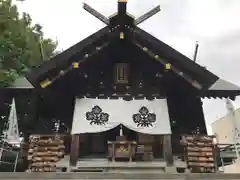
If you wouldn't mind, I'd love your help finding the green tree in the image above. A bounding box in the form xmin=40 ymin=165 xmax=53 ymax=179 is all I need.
xmin=0 ymin=0 xmax=57 ymax=87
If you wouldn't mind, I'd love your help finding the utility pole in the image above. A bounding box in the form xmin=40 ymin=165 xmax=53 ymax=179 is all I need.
xmin=193 ymin=41 xmax=199 ymax=62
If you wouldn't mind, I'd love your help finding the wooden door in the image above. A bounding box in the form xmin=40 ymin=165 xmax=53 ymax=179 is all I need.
xmin=89 ymin=133 xmax=107 ymax=154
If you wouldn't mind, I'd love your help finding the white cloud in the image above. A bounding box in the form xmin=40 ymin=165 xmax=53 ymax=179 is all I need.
xmin=14 ymin=0 xmax=240 ymax=134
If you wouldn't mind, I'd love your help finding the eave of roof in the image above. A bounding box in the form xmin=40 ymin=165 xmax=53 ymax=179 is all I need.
xmin=4 ymin=76 xmax=34 ymax=90
xmin=202 ymin=78 xmax=240 ymax=99
xmin=209 ymin=79 xmax=240 ymax=91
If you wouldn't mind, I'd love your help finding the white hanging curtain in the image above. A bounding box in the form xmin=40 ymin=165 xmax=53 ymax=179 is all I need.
xmin=122 ymin=99 xmax=170 ymax=134
xmin=71 ymin=98 xmax=171 ymax=135
xmin=72 ymin=98 xmax=120 ymax=134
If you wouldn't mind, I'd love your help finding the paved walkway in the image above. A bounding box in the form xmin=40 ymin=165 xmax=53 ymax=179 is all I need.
xmin=0 ymin=173 xmax=240 ymax=180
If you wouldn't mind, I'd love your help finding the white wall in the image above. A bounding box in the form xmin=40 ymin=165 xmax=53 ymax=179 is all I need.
xmin=211 ymin=108 xmax=240 ymax=144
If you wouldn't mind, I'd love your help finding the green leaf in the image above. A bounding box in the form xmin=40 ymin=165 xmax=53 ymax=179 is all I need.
xmin=0 ymin=0 xmax=57 ymax=86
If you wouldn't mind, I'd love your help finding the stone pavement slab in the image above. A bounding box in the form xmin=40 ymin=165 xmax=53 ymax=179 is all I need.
xmin=0 ymin=172 xmax=240 ymax=180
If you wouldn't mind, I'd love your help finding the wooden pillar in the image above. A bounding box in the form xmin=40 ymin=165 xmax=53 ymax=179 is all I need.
xmin=26 ymin=90 xmax=39 ymax=136
xmin=163 ymin=134 xmax=174 ymax=166
xmin=69 ymin=134 xmax=80 ymax=167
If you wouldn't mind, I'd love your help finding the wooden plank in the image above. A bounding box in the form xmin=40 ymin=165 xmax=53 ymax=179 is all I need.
xmin=188 ymin=156 xmax=214 ymax=162
xmin=188 ymin=162 xmax=215 ymax=167
xmin=187 ymin=146 xmax=213 ymax=152
xmin=187 ymin=151 xmax=213 ymax=157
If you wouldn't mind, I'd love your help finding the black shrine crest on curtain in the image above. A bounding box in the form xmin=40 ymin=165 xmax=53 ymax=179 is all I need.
xmin=132 ymin=106 xmax=156 ymax=127
xmin=86 ymin=105 xmax=109 ymax=125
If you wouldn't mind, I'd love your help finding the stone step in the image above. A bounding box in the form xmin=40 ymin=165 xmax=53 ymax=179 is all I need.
xmin=0 ymin=172 xmax=240 ymax=180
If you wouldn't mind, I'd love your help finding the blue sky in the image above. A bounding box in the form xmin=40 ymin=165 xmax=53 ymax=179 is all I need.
xmin=14 ymin=0 xmax=240 ymax=134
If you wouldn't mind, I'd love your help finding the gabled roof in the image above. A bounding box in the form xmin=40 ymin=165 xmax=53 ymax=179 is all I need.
xmin=26 ymin=1 xmax=240 ymax=98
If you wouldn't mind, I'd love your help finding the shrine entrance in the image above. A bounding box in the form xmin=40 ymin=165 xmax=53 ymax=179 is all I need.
xmin=70 ymin=97 xmax=170 ymax=163
xmin=79 ymin=126 xmax=135 ymax=158
xmin=78 ymin=125 xmax=163 ymax=160
xmin=88 ymin=133 xmax=107 ymax=156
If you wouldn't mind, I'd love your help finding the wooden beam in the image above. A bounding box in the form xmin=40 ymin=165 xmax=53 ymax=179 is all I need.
xmin=38 ymin=41 xmax=111 ymax=88
xmin=193 ymin=41 xmax=199 ymax=62
xmin=163 ymin=135 xmax=174 ymax=166
xmin=69 ymin=134 xmax=80 ymax=167
xmin=135 ymin=5 xmax=161 ymax=25
xmin=133 ymin=41 xmax=203 ymax=90
xmin=83 ymin=3 xmax=109 ymax=25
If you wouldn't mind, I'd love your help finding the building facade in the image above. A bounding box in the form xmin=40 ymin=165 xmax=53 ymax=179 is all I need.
xmin=2 ymin=0 xmax=240 ymax=171
xmin=212 ymin=108 xmax=240 ymax=144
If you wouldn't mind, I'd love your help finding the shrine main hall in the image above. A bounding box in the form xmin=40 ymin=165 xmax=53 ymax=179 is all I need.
xmin=7 ymin=0 xmax=240 ymax=172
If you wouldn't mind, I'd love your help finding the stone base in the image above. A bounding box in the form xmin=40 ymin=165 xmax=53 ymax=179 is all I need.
xmin=184 ymin=168 xmax=191 ymax=173
xmin=69 ymin=165 xmax=77 ymax=172
xmin=165 ymin=166 xmax=177 ymax=173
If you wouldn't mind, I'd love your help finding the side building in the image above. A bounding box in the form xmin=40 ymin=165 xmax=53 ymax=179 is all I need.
xmin=212 ymin=108 xmax=240 ymax=145
xmin=211 ymin=108 xmax=240 ymax=166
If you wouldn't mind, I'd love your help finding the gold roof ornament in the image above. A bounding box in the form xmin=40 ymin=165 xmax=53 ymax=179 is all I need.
xmin=72 ymin=62 xmax=79 ymax=68
xmin=40 ymin=79 xmax=52 ymax=88
xmin=143 ymin=47 xmax=148 ymax=51
xmin=165 ymin=63 xmax=171 ymax=70
xmin=120 ymin=32 xmax=124 ymax=39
